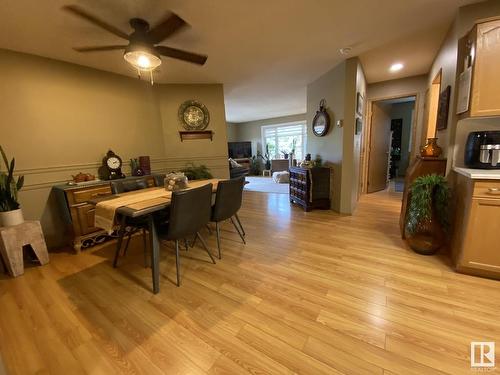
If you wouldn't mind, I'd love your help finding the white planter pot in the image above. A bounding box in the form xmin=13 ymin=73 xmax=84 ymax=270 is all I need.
xmin=0 ymin=208 xmax=24 ymax=227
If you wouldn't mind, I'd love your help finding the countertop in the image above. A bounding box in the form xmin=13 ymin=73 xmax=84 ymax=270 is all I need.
xmin=453 ymin=167 xmax=500 ymax=180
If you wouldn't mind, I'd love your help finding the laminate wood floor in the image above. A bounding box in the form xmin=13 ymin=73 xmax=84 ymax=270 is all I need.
xmin=1 ymin=190 xmax=499 ymax=374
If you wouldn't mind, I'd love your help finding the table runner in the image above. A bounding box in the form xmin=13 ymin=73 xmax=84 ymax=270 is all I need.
xmin=95 ymin=187 xmax=171 ymax=233
xmin=94 ymin=179 xmax=220 ymax=233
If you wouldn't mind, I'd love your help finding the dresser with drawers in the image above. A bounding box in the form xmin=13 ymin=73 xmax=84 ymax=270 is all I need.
xmin=53 ymin=175 xmax=156 ymax=252
xmin=289 ymin=167 xmax=330 ymax=211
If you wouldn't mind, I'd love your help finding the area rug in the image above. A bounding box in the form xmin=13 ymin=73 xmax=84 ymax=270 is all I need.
xmin=244 ymin=176 xmax=289 ymax=194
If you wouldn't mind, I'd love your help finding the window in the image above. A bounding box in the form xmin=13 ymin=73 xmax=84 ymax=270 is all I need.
xmin=261 ymin=121 xmax=307 ymax=161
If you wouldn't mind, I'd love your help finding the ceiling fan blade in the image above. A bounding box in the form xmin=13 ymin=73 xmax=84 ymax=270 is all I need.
xmin=148 ymin=13 xmax=188 ymax=44
xmin=156 ymin=46 xmax=207 ymax=65
xmin=73 ymin=45 xmax=127 ymax=52
xmin=62 ymin=5 xmax=129 ymax=40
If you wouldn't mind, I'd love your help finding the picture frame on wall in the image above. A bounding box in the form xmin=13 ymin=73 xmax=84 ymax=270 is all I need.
xmin=356 ymin=92 xmax=364 ymax=116
xmin=436 ymin=85 xmax=451 ymax=130
xmin=355 ymin=116 xmax=363 ymax=135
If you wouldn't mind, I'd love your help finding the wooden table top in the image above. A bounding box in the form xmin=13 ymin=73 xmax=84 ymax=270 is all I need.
xmin=89 ymin=178 xmax=221 ymax=218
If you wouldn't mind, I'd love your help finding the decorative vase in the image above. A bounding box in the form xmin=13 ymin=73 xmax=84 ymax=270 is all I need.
xmin=405 ymin=211 xmax=444 ymax=255
xmin=0 ymin=208 xmax=24 ymax=227
xmin=420 ymin=138 xmax=442 ymax=157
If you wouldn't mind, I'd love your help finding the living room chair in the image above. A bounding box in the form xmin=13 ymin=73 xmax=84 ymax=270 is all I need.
xmin=111 ymin=178 xmax=149 ymax=268
xmin=155 ymin=183 xmax=216 ymax=286
xmin=210 ymin=176 xmax=246 ymax=259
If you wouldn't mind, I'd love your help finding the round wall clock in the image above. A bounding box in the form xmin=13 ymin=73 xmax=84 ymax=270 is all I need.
xmin=178 ymin=100 xmax=210 ymax=130
xmin=312 ymin=99 xmax=330 ymax=137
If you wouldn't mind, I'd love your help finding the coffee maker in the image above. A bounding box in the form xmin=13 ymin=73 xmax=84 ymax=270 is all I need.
xmin=464 ymin=131 xmax=500 ymax=169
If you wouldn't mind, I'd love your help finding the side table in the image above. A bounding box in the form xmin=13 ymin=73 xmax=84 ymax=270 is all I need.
xmin=262 ymin=170 xmax=271 ymax=177
xmin=0 ymin=221 xmax=49 ymax=277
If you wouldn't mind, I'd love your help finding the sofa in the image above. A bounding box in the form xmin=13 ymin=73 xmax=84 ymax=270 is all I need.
xmin=229 ymin=158 xmax=250 ymax=179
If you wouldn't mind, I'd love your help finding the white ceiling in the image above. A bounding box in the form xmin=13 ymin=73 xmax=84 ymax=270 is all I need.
xmin=0 ymin=0 xmax=483 ymax=123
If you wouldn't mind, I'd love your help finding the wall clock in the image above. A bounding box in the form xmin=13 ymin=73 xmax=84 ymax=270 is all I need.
xmin=98 ymin=150 xmax=125 ymax=180
xmin=178 ymin=100 xmax=210 ymax=130
xmin=312 ymin=99 xmax=330 ymax=137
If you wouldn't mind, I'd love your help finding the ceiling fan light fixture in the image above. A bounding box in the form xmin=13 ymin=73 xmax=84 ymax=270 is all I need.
xmin=124 ymin=50 xmax=162 ymax=71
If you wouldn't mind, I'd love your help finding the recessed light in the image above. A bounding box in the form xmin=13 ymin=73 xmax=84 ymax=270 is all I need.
xmin=339 ymin=47 xmax=352 ymax=55
xmin=390 ymin=63 xmax=404 ymax=72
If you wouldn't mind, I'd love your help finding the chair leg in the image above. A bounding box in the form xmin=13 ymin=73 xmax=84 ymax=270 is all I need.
xmin=231 ymin=217 xmax=246 ymax=244
xmin=215 ymin=222 xmax=222 ymax=259
xmin=175 ymin=240 xmax=181 ymax=287
xmin=206 ymin=224 xmax=212 ymax=234
xmin=142 ymin=228 xmax=149 ymax=268
xmin=190 ymin=233 xmax=197 ymax=248
xmin=184 ymin=238 xmax=189 ymax=251
xmin=123 ymin=230 xmax=132 ymax=256
xmin=113 ymin=216 xmax=127 ymax=268
xmin=234 ymin=213 xmax=245 ymax=237
xmin=196 ymin=232 xmax=216 ymax=264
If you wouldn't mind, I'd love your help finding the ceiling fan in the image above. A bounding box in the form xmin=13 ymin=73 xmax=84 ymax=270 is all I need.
xmin=62 ymin=5 xmax=207 ymax=83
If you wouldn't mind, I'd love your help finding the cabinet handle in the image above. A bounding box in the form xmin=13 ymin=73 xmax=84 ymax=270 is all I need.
xmin=487 ymin=187 xmax=500 ymax=195
xmin=90 ymin=192 xmax=109 ymax=198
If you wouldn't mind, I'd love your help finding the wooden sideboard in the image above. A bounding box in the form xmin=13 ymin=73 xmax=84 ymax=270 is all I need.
xmin=399 ymin=157 xmax=447 ymax=238
xmin=53 ymin=175 xmax=156 ymax=252
xmin=289 ymin=167 xmax=330 ymax=211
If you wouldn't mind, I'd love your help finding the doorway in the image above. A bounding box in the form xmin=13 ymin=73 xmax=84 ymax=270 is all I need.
xmin=365 ymin=95 xmax=417 ymax=193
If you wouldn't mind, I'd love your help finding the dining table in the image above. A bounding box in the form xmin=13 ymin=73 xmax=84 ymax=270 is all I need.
xmin=88 ymin=178 xmax=221 ymax=294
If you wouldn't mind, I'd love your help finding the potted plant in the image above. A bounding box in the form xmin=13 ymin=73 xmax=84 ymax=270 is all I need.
xmin=257 ymin=144 xmax=271 ymax=171
xmin=405 ymin=174 xmax=450 ymax=255
xmin=180 ymin=163 xmax=213 ymax=180
xmin=0 ymin=146 xmax=25 ymax=227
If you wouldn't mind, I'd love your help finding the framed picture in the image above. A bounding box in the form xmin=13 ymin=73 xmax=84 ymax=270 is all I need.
xmin=436 ymin=85 xmax=451 ymax=130
xmin=356 ymin=92 xmax=364 ymax=116
xmin=355 ymin=116 xmax=363 ymax=135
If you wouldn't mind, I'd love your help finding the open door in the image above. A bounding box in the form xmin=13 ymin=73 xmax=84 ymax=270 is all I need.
xmin=367 ymin=101 xmax=391 ymax=193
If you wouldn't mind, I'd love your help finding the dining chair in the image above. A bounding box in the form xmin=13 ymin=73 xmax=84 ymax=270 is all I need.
xmin=155 ymin=183 xmax=216 ymax=286
xmin=210 ymin=176 xmax=246 ymax=259
xmin=111 ymin=178 xmax=149 ymax=268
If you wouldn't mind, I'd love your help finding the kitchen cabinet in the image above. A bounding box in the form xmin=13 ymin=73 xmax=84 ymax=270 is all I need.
xmin=457 ymin=17 xmax=500 ymax=118
xmin=451 ymin=172 xmax=500 ymax=279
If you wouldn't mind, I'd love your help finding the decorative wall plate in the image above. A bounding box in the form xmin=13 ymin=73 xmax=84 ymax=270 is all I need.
xmin=178 ymin=100 xmax=210 ymax=130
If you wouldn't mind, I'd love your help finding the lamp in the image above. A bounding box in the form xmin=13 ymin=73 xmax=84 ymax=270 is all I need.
xmin=123 ymin=45 xmax=161 ymax=84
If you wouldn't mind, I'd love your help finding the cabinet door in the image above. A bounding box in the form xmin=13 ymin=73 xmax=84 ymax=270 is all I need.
xmin=461 ymin=197 xmax=500 ymax=273
xmin=75 ymin=204 xmax=100 ymax=236
xmin=471 ymin=20 xmax=500 ymax=117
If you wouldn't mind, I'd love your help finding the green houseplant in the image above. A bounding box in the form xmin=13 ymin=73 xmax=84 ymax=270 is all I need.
xmin=405 ymin=174 xmax=450 ymax=255
xmin=0 ymin=146 xmax=25 ymax=226
xmin=181 ymin=163 xmax=213 ymax=180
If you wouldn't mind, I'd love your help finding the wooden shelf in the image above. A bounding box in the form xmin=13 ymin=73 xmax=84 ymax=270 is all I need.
xmin=179 ymin=130 xmax=214 ymax=141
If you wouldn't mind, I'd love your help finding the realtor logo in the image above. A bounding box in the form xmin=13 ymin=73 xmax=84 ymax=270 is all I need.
xmin=471 ymin=342 xmax=495 ymax=368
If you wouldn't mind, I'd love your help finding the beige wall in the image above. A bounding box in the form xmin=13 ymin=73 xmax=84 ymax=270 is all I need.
xmin=226 ymin=122 xmax=239 ymax=142
xmin=1 ymin=48 xmax=228 ymax=248
xmin=306 ymin=57 xmax=365 ymax=214
xmin=229 ymin=113 xmax=307 ymax=156
xmin=306 ymin=61 xmax=346 ymax=212
xmin=156 ymin=84 xmax=229 ymax=177
xmin=428 ymin=0 xmax=500 ymax=171
xmin=341 ymin=58 xmax=366 ymax=214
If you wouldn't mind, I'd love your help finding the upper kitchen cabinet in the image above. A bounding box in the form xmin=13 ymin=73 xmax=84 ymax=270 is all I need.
xmin=457 ymin=17 xmax=500 ymax=119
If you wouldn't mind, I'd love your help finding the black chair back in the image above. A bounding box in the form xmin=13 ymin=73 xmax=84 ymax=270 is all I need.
xmin=111 ymin=178 xmax=148 ymax=194
xmin=212 ymin=177 xmax=245 ymax=222
xmin=166 ymin=183 xmax=213 ymax=240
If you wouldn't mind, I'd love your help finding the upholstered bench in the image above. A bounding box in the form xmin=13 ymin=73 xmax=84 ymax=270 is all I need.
xmin=272 ymin=171 xmax=290 ymax=183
